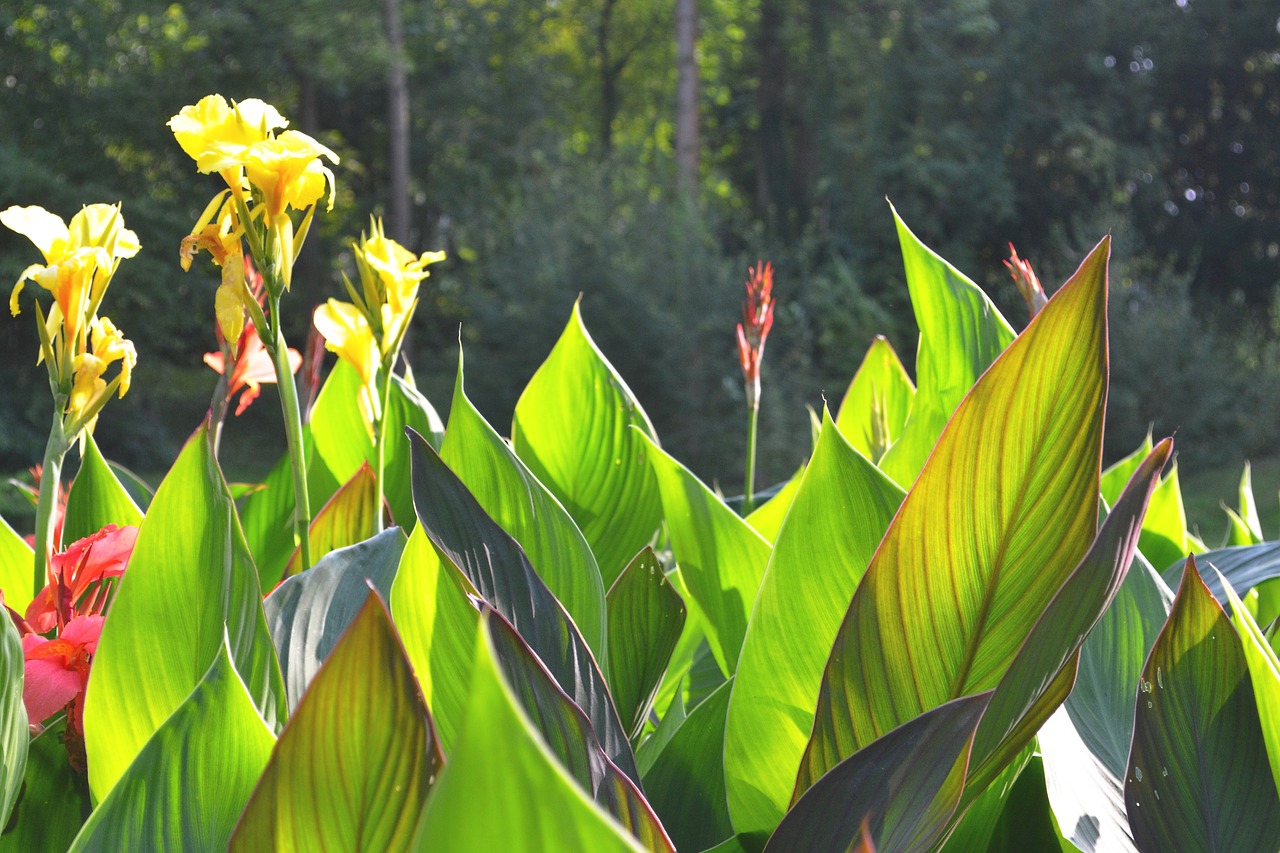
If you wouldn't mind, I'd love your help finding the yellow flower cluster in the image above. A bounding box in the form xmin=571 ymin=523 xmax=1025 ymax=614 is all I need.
xmin=313 ymin=218 xmax=444 ymax=430
xmin=170 ymin=94 xmax=340 ymax=342
xmin=2 ymin=204 xmax=139 ymax=433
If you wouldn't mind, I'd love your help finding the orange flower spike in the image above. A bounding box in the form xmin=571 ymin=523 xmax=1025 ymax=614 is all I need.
xmin=1004 ymin=242 xmax=1048 ymax=321
xmin=736 ymin=260 xmax=776 ymax=407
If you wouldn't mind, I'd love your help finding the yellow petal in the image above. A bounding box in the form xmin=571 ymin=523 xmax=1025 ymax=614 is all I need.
xmin=0 ymin=205 xmax=70 ymax=263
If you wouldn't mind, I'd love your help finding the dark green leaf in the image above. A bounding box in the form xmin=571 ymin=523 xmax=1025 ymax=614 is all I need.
xmin=606 ymin=548 xmax=687 ymax=740
xmin=1125 ymin=555 xmax=1280 ymax=851
xmin=265 ymin=527 xmax=406 ymax=711
xmin=485 ymin=609 xmax=675 ymax=852
xmin=442 ymin=352 xmax=606 ymax=657
xmin=1164 ymin=541 xmax=1280 ymax=603
xmin=233 ymin=593 xmax=441 ymax=853
xmin=407 ymin=427 xmax=639 ymax=784
xmin=410 ymin=621 xmax=647 ymax=852
xmin=641 ymin=679 xmax=734 ymax=853
xmin=766 ymin=692 xmax=991 ymax=853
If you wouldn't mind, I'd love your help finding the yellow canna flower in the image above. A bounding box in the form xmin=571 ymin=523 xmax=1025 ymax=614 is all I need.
xmin=2 ymin=204 xmax=139 ymax=347
xmin=236 ymin=131 xmax=339 ymax=218
xmin=313 ymin=299 xmax=381 ymax=431
xmin=168 ymin=95 xmax=287 ymax=176
xmin=354 ymin=217 xmax=444 ymax=320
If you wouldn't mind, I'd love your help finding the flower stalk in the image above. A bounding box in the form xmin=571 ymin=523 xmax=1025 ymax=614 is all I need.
xmin=736 ymin=260 xmax=775 ymax=514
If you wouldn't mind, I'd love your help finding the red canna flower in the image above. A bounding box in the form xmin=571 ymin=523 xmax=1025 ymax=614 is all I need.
xmin=25 ymin=523 xmax=136 ymax=634
xmin=204 ymin=321 xmax=302 ymax=416
xmin=736 ymin=260 xmax=775 ymax=408
xmin=22 ymin=615 xmax=103 ymax=736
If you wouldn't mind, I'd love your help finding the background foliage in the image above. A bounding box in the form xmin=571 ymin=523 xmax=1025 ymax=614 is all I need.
xmin=2 ymin=0 xmax=1279 ymax=528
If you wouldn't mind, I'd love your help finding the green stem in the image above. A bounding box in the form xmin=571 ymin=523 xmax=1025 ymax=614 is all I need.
xmin=373 ymin=360 xmax=395 ymax=533
xmin=743 ymin=400 xmax=760 ymax=516
xmin=33 ymin=417 xmax=70 ymax=593
xmin=264 ymin=297 xmax=313 ymax=571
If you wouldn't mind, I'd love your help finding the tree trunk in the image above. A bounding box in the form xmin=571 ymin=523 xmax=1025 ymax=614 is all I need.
xmin=385 ymin=0 xmax=411 ymax=245
xmin=675 ymin=0 xmax=699 ymax=200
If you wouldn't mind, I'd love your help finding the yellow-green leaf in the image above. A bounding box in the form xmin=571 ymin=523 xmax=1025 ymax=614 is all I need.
xmin=834 ymin=335 xmax=915 ymax=464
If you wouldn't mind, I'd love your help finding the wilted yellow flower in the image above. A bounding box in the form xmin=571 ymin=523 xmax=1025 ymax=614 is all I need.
xmin=313 ymin=299 xmax=381 ymax=431
xmin=180 ymin=197 xmax=248 ymax=344
xmin=2 ymin=204 xmax=139 ymax=347
xmin=67 ymin=316 xmax=136 ymax=432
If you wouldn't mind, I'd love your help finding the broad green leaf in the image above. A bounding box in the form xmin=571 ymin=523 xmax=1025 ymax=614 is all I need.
xmin=642 ymin=434 xmax=772 ymax=675
xmin=411 ymin=621 xmax=647 ymax=853
xmin=485 ymin=609 xmax=675 ymax=852
xmin=62 ymin=432 xmax=143 ymax=543
xmin=284 ymin=462 xmax=381 ymax=578
xmin=511 ymin=302 xmax=663 ymax=585
xmin=766 ymin=692 xmax=990 ymax=853
xmin=0 ymin=718 xmax=90 ymax=853
xmin=265 ymin=527 xmax=406 ymax=711
xmin=105 ymin=461 xmax=153 ymax=510
xmin=83 ymin=424 xmax=286 ymax=801
xmin=0 ymin=613 xmax=26 ymax=828
xmin=1125 ymin=555 xmax=1280 ymax=850
xmin=743 ymin=469 xmax=802 ymax=543
xmin=1040 ymin=554 xmax=1172 ymax=853
xmin=1164 ymin=541 xmax=1280 ymax=603
xmin=442 ymin=354 xmax=606 ymax=657
xmin=641 ymin=679 xmax=734 ymax=853
xmin=834 ymin=335 xmax=915 ymax=464
xmin=310 ymin=360 xmax=444 ymax=529
xmin=408 ymin=428 xmax=639 ymax=783
xmin=232 ymin=593 xmax=442 ymax=852
xmin=70 ymin=643 xmax=275 ymax=851
xmin=388 ymin=523 xmax=478 ymax=753
xmin=798 ymin=237 xmax=1110 ymax=795
xmin=876 ymin=206 xmax=1016 ymax=487
xmin=1223 ymin=579 xmax=1280 ymax=791
xmin=606 ymin=548 xmax=687 ymax=740
xmin=0 ymin=514 xmax=34 ymax=614
xmin=967 ymin=440 xmax=1173 ymax=795
xmin=636 ymin=687 xmax=686 ymax=777
xmin=725 ymin=411 xmax=904 ymax=841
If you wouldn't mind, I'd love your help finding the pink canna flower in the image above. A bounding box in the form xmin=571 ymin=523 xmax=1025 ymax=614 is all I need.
xmin=12 ymin=523 xmax=137 ymax=769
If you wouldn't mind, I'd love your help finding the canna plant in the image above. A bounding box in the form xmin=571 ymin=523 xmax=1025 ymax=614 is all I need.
xmin=2 ymin=98 xmax=1280 ymax=853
